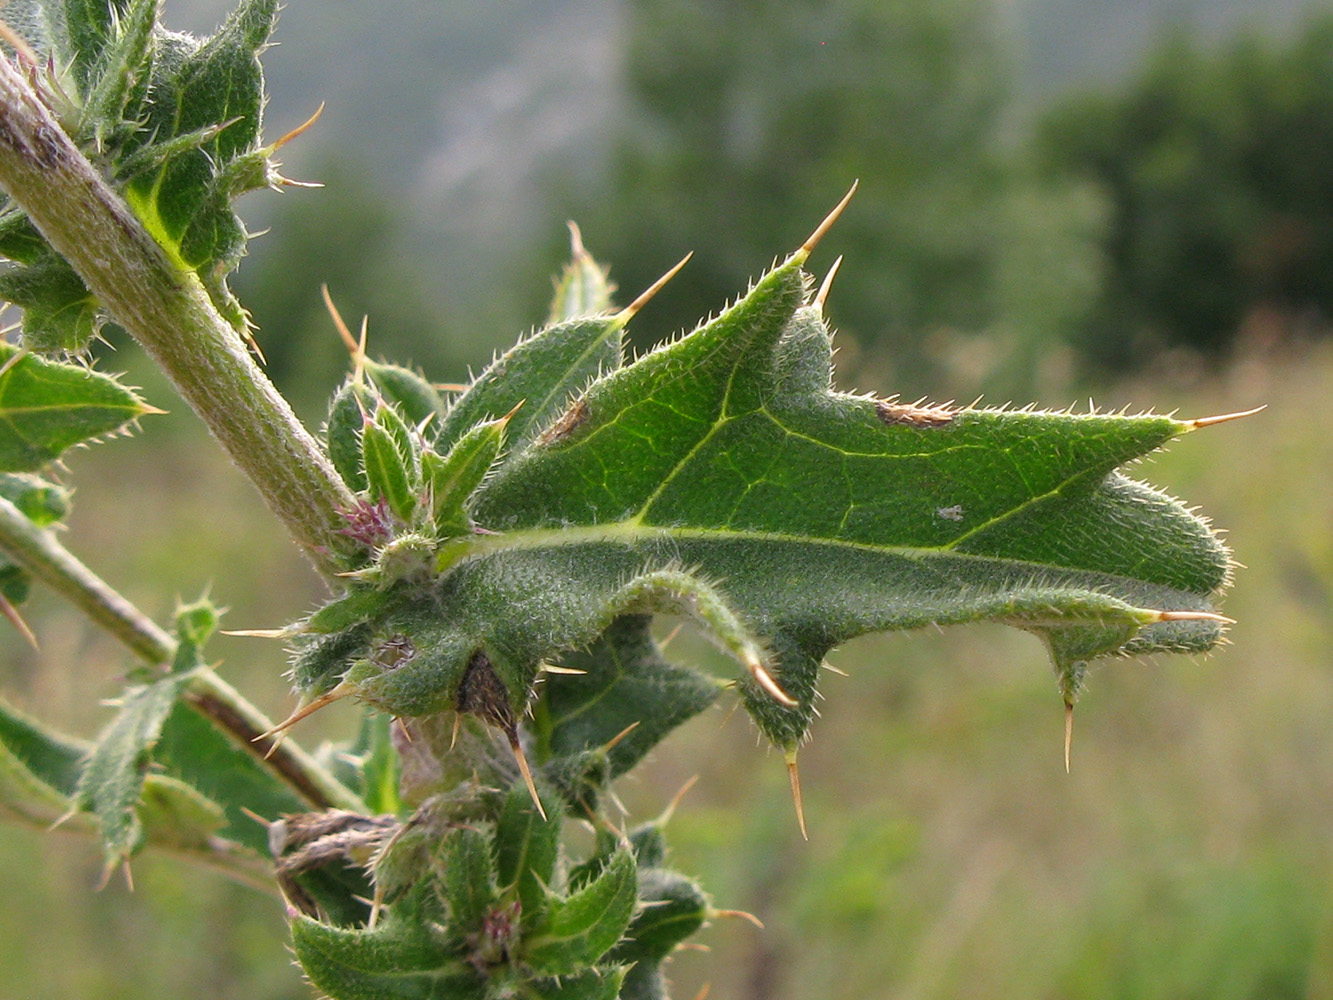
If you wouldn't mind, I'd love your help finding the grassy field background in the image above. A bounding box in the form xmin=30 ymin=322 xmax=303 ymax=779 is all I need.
xmin=0 ymin=336 xmax=1328 ymax=1000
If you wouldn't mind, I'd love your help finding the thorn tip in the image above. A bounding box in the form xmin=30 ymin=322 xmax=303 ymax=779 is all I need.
xmin=786 ymin=753 xmax=808 ymax=840
xmin=798 ymin=180 xmax=859 ymax=258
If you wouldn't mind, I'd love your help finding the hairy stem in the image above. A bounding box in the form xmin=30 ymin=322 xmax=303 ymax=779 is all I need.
xmin=0 ymin=55 xmax=354 ymax=575
xmin=0 ymin=496 xmax=366 ymax=813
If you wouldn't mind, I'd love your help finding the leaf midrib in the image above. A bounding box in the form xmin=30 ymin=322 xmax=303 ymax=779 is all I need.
xmin=446 ymin=520 xmax=1204 ymax=596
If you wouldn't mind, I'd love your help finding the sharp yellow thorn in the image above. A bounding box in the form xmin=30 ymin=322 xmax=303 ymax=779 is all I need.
xmin=747 ymin=655 xmax=797 ymax=708
xmin=1064 ymin=701 xmax=1074 ymax=774
xmin=321 ymin=285 xmax=362 ymax=356
xmin=450 ymin=711 xmax=461 ymax=751
xmin=540 ymin=663 xmax=587 ymax=676
xmin=797 ymin=179 xmax=859 ymax=258
xmin=262 ymin=730 xmax=288 ymax=760
xmin=617 ymin=252 xmax=693 ymax=322
xmin=658 ymin=623 xmax=684 ymax=650
xmin=659 ymin=774 xmax=700 ymax=826
xmin=1154 ymin=610 xmax=1235 ymax=625
xmin=0 ymin=594 xmax=38 ymax=649
xmin=434 ymin=382 xmax=468 ymax=393
xmin=813 ymin=255 xmax=844 ymax=313
xmin=238 ymin=807 xmax=270 ymax=828
xmin=254 ymin=683 xmax=354 ymax=746
xmin=509 ymin=734 xmax=547 ymax=820
xmin=821 ymin=661 xmax=849 ymax=677
xmin=566 ymin=220 xmax=587 ymax=258
xmin=393 ymin=717 xmax=413 ymax=743
xmin=712 ymin=908 xmax=765 ymax=930
xmin=602 ymin=721 xmax=640 ymax=752
xmin=1185 ymin=404 xmax=1266 ymax=430
xmin=244 ymin=325 xmax=267 ymax=366
xmin=268 ymin=103 xmax=325 ymax=152
xmin=786 ymin=752 xmax=808 ymax=841
xmin=498 ymin=399 xmax=526 ymax=426
xmin=47 ymin=806 xmax=79 ymax=833
xmin=221 ymin=627 xmax=292 ymax=638
xmin=121 ymin=858 xmax=135 ymax=893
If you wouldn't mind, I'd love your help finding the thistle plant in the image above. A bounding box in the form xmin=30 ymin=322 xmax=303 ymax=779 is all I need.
xmin=0 ymin=3 xmax=1256 ymax=999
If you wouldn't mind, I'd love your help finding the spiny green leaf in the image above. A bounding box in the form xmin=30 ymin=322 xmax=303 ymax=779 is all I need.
xmin=0 ymin=343 xmax=149 ymax=471
xmin=326 ymin=378 xmax=373 ymax=492
xmin=494 ymin=780 xmax=561 ymax=920
xmin=547 ymin=225 xmax=616 ymax=324
xmin=362 ymin=406 xmax=419 ymax=524
xmin=522 ymin=849 xmax=637 ymax=977
xmin=435 ymin=313 xmax=624 ymax=456
xmin=541 ymin=614 xmax=718 ymax=779
xmin=74 ymin=670 xmax=194 ymax=865
xmin=438 ymin=826 xmax=498 ymax=937
xmin=0 ymin=252 xmax=100 ymax=353
xmin=423 ymin=413 xmax=508 ymax=539
xmin=124 ymin=0 xmax=278 ymax=273
xmin=0 ymin=1 xmax=285 ymax=345
xmin=292 ymin=891 xmax=485 ymax=1000
xmin=397 ymin=244 xmax=1229 ymax=751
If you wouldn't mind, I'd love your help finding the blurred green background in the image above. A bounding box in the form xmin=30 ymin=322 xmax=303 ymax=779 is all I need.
xmin=3 ymin=0 xmax=1333 ymax=997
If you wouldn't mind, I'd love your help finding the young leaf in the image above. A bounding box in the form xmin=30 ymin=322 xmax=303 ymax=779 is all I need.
xmin=541 ymin=614 xmax=719 ymax=778
xmin=547 ymin=224 xmax=616 ymax=324
xmin=423 ymin=412 xmax=509 ymax=539
xmin=494 ymin=780 xmax=561 ymax=919
xmin=362 ymin=359 xmax=447 ymax=431
xmin=326 ymin=378 xmax=373 ymax=492
xmin=0 ymin=343 xmax=150 ymax=471
xmin=435 ymin=313 xmax=624 ymax=455
xmin=292 ymin=887 xmax=485 ymax=1000
xmin=73 ymin=671 xmax=194 ymax=866
xmin=438 ymin=826 xmax=498 ymax=936
xmin=522 ymin=849 xmax=638 ymax=977
xmin=362 ymin=403 xmax=420 ymax=524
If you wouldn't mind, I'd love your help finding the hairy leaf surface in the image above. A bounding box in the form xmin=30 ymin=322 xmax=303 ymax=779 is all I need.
xmin=0 ymin=344 xmax=149 ymax=471
xmin=337 ymin=239 xmax=1232 ymax=752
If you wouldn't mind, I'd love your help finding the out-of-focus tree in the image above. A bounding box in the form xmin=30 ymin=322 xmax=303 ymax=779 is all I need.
xmin=557 ymin=0 xmax=1022 ymax=384
xmin=1036 ymin=15 xmax=1333 ymax=371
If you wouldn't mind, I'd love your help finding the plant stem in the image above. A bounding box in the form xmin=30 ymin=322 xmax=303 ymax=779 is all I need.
xmin=0 ymin=55 xmax=354 ymax=576
xmin=0 ymin=496 xmax=366 ymax=813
